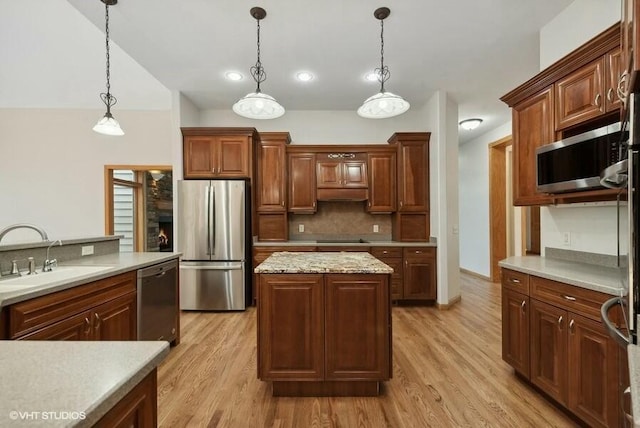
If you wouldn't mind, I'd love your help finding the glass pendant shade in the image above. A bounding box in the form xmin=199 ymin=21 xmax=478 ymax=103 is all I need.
xmin=93 ymin=112 xmax=124 ymax=136
xmin=232 ymin=91 xmax=285 ymax=119
xmin=357 ymin=91 xmax=410 ymax=119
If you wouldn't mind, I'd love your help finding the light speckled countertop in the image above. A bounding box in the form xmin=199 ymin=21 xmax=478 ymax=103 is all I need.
xmin=499 ymin=256 xmax=624 ymax=296
xmin=255 ymin=251 xmax=394 ymax=274
xmin=0 ymin=341 xmax=169 ymax=427
xmin=0 ymin=252 xmax=181 ymax=308
xmin=629 ymin=345 xmax=640 ymax=427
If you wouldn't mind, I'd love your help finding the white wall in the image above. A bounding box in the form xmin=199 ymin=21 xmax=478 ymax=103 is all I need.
xmin=0 ymin=108 xmax=173 ymax=243
xmin=458 ymin=122 xmax=512 ymax=277
xmin=538 ymin=0 xmax=622 ymax=254
xmin=540 ymin=0 xmax=620 ymax=69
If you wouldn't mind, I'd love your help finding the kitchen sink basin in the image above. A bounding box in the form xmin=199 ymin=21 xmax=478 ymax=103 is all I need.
xmin=0 ymin=265 xmax=113 ymax=292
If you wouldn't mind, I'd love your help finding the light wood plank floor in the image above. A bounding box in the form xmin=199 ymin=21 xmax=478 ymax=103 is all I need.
xmin=157 ymin=273 xmax=577 ymax=427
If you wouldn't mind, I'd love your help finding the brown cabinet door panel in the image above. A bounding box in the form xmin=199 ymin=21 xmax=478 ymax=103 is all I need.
xmin=93 ymin=292 xmax=137 ymax=341
xmin=183 ymin=137 xmax=216 ymax=177
xmin=325 ymin=274 xmax=390 ymax=380
xmin=257 ymin=140 xmax=287 ymax=210
xmin=258 ymin=274 xmax=324 ymax=380
xmin=367 ymin=153 xmax=396 ymax=213
xmin=501 ymin=289 xmax=530 ymax=378
xmin=288 ymin=153 xmax=317 ymax=212
xmin=342 ymin=160 xmax=368 ymax=188
xmin=18 ymin=310 xmax=92 ymax=341
xmin=217 ymin=137 xmax=250 ymax=177
xmin=316 ymin=161 xmax=343 ymax=188
xmin=530 ymin=299 xmax=568 ymax=405
xmin=568 ymin=313 xmax=619 ymax=428
xmin=402 ymin=248 xmax=436 ymax=300
xmin=606 ymin=47 xmax=623 ymax=113
xmin=397 ymin=142 xmax=428 ymax=211
xmin=555 ymin=58 xmax=605 ymax=129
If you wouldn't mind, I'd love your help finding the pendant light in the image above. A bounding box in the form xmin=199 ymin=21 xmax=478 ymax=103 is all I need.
xmin=93 ymin=0 xmax=124 ymax=136
xmin=232 ymin=7 xmax=285 ymax=120
xmin=357 ymin=7 xmax=410 ymax=119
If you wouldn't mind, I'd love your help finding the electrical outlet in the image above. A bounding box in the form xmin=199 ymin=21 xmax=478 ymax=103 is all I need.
xmin=298 ymin=224 xmax=305 ymax=233
xmin=373 ymin=224 xmax=379 ymax=233
xmin=81 ymin=245 xmax=94 ymax=256
xmin=562 ymin=232 xmax=571 ymax=246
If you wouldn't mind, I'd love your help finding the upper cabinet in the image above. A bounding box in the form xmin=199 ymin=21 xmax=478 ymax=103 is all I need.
xmin=316 ymin=153 xmax=368 ymax=201
xmin=288 ymin=152 xmax=317 ymax=213
xmin=367 ymin=152 xmax=396 ymax=213
xmin=606 ymin=47 xmax=623 ymax=113
xmin=182 ymin=128 xmax=257 ymax=179
xmin=256 ymin=132 xmax=290 ymax=241
xmin=621 ymin=0 xmax=640 ymax=101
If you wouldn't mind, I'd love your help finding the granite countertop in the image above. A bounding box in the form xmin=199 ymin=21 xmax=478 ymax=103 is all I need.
xmin=0 ymin=341 xmax=169 ymax=427
xmin=0 ymin=252 xmax=181 ymax=308
xmin=253 ymin=239 xmax=437 ymax=248
xmin=629 ymin=345 xmax=640 ymax=427
xmin=499 ymin=256 xmax=624 ymax=296
xmin=255 ymin=251 xmax=394 ymax=274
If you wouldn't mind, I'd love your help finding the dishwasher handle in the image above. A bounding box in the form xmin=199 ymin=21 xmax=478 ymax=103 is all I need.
xmin=138 ymin=259 xmax=178 ymax=279
xmin=601 ymin=297 xmax=630 ymax=348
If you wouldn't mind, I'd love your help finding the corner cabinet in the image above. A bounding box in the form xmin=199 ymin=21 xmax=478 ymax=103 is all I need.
xmin=182 ymin=128 xmax=257 ymax=179
xmin=256 ymin=132 xmax=290 ymax=241
xmin=501 ymin=268 xmax=620 ymax=428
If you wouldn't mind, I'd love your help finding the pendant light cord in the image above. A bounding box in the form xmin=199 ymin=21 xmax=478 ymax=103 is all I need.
xmin=101 ymin=2 xmax=117 ymax=110
xmin=375 ymin=17 xmax=390 ymax=92
xmin=250 ymin=17 xmax=266 ymax=93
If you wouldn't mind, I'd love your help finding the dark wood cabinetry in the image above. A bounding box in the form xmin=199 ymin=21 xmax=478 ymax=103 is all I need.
xmin=402 ymin=247 xmax=437 ymax=300
xmin=252 ymin=245 xmax=317 ymax=303
xmin=606 ymin=47 xmax=623 ymax=113
xmin=288 ymin=153 xmax=317 ymax=213
xmin=256 ymin=132 xmax=290 ymax=241
xmin=95 ymin=369 xmax=158 ymax=428
xmin=316 ymin=153 xmax=368 ymax=201
xmin=367 ymin=153 xmax=396 ymax=213
xmin=370 ymin=247 xmax=403 ymax=300
xmin=501 ymin=268 xmax=620 ymax=428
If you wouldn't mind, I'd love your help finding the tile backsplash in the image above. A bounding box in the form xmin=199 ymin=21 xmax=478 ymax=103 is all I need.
xmin=289 ymin=201 xmax=392 ymax=240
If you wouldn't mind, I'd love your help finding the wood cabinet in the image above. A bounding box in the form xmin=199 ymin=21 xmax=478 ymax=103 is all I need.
xmin=621 ymin=0 xmax=640 ymax=97
xmin=288 ymin=153 xmax=317 ymax=213
xmin=95 ymin=369 xmax=157 ymax=428
xmin=501 ymin=268 xmax=620 ymax=428
xmin=367 ymin=152 xmax=396 ymax=213
xmin=371 ymin=247 xmax=403 ymax=300
xmin=6 ymin=271 xmax=137 ymax=341
xmin=182 ymin=129 xmax=257 ymax=179
xmin=256 ymin=132 xmax=290 ymax=241
xmin=252 ymin=245 xmax=317 ymax=303
xmin=257 ymin=272 xmax=391 ymax=396
xmin=402 ymin=247 xmax=437 ymax=300
xmin=605 ymin=47 xmax=623 ymax=113
xmin=316 ymin=153 xmax=368 ymax=201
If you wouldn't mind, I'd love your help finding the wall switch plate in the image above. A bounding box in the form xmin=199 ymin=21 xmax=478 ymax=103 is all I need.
xmin=563 ymin=232 xmax=571 ymax=246
xmin=81 ymin=245 xmax=94 ymax=256
xmin=373 ymin=224 xmax=379 ymax=233
xmin=298 ymin=224 xmax=305 ymax=233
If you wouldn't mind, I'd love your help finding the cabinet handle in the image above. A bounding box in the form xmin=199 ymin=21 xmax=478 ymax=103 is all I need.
xmin=569 ymin=319 xmax=575 ymax=334
xmin=563 ymin=295 xmax=576 ymax=301
xmin=94 ymin=313 xmax=101 ymax=329
xmin=510 ymin=278 xmax=521 ymax=284
xmin=399 ymin=201 xmax=404 ymax=208
xmin=558 ymin=315 xmax=563 ymax=331
xmin=84 ymin=317 xmax=91 ymax=335
xmin=383 ymin=250 xmax=388 ymax=254
xmin=594 ymin=93 xmax=602 ymax=107
xmin=521 ymin=300 xmax=526 ymax=314
xmin=618 ymin=71 xmax=629 ymax=102
xmin=405 ymin=260 xmax=408 ymax=267
xmin=607 ymin=88 xmax=614 ymax=103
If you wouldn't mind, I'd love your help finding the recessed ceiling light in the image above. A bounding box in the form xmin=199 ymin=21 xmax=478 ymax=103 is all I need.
xmin=225 ymin=72 xmax=243 ymax=81
xmin=365 ymin=72 xmax=380 ymax=82
xmin=296 ymin=72 xmax=314 ymax=82
xmin=459 ymin=118 xmax=483 ymax=130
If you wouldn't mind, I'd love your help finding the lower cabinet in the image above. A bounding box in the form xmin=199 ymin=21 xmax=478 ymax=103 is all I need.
xmin=95 ymin=369 xmax=158 ymax=428
xmin=258 ymin=272 xmax=391 ymax=396
xmin=6 ymin=271 xmax=137 ymax=341
xmin=501 ymin=268 xmax=620 ymax=428
xmin=402 ymin=247 xmax=437 ymax=300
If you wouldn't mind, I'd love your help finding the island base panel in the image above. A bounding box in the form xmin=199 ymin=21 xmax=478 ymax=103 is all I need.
xmin=272 ymin=381 xmax=381 ymax=397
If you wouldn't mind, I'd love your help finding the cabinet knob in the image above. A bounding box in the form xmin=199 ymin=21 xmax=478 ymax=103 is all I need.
xmin=594 ymin=93 xmax=602 ymax=108
xmin=562 ymin=295 xmax=576 ymax=302
xmin=383 ymin=250 xmax=388 ymax=254
xmin=510 ymin=278 xmax=521 ymax=284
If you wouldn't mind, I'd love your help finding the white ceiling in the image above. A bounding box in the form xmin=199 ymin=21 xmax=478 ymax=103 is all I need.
xmin=3 ymin=0 xmax=574 ymax=143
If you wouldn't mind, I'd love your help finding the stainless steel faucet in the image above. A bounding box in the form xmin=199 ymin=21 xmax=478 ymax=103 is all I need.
xmin=43 ymin=239 xmax=62 ymax=272
xmin=0 ymin=224 xmax=49 ymax=243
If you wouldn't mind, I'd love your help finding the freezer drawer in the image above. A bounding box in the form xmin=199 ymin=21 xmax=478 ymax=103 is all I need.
xmin=180 ymin=261 xmax=245 ymax=310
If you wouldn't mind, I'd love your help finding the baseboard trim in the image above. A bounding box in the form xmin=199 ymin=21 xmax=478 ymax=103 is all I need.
xmin=460 ymin=268 xmax=492 ymax=282
xmin=436 ymin=295 xmax=461 ymax=310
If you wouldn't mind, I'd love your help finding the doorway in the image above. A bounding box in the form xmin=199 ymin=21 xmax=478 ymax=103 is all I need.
xmin=104 ymin=165 xmax=173 ymax=252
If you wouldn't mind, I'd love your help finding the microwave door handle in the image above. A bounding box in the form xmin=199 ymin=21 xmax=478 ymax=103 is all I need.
xmin=601 ymin=297 xmax=630 ymax=347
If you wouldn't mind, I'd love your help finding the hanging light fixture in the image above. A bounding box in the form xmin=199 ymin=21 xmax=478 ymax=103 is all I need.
xmin=232 ymin=7 xmax=285 ymax=120
xmin=93 ymin=0 xmax=124 ymax=136
xmin=358 ymin=7 xmax=410 ymax=119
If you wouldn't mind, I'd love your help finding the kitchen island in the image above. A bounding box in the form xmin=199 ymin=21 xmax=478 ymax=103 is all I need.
xmin=255 ymin=251 xmax=393 ymax=397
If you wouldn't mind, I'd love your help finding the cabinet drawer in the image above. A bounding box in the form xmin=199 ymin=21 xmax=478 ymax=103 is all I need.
xmin=9 ymin=271 xmax=136 ymax=339
xmin=502 ymin=269 xmax=530 ymax=294
xmin=402 ymin=247 xmax=435 ymax=257
xmin=371 ymin=247 xmax=402 ymax=258
xmin=530 ymin=276 xmax=610 ymax=321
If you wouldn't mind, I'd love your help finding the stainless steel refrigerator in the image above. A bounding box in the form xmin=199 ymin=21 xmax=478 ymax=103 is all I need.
xmin=177 ymin=179 xmax=250 ymax=310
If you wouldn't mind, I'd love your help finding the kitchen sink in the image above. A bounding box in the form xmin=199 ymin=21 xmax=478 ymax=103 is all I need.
xmin=0 ymin=265 xmax=113 ymax=292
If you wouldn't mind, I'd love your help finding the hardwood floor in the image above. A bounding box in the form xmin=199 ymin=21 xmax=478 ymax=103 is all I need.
xmin=157 ymin=273 xmax=577 ymax=427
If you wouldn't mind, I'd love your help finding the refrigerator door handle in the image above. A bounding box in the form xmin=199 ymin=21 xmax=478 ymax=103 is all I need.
xmin=210 ymin=184 xmax=216 ymax=256
xmin=180 ymin=263 xmax=244 ymax=271
xmin=205 ymin=185 xmax=211 ymax=255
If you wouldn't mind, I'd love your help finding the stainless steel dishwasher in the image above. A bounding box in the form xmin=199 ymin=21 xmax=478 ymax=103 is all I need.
xmin=137 ymin=259 xmax=178 ymax=342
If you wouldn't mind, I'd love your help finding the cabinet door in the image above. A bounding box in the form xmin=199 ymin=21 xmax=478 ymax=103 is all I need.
xmin=183 ymin=136 xmax=216 ymax=178
xmin=605 ymin=47 xmax=623 ymax=113
xmin=316 ymin=161 xmax=342 ymax=188
xmin=92 ymin=292 xmax=137 ymax=341
xmin=555 ymin=57 xmax=605 ymax=129
xmin=18 ymin=310 xmax=92 ymax=341
xmin=95 ymin=369 xmax=157 ymax=428
xmin=367 ymin=153 xmax=396 ymax=213
xmin=530 ymin=299 xmax=568 ymax=405
xmin=402 ymin=248 xmax=436 ymax=300
xmin=397 ymin=140 xmax=429 ymax=212
xmin=288 ymin=153 xmax=317 ymax=213
xmin=217 ymin=136 xmax=250 ymax=177
xmin=257 ymin=139 xmax=287 ymax=211
xmin=512 ymin=86 xmax=555 ymax=206
xmin=324 ymin=274 xmax=391 ymax=380
xmin=501 ymin=289 xmax=530 ymax=378
xmin=342 ymin=160 xmax=368 ymax=188
xmin=567 ymin=313 xmax=619 ymax=428
xmin=258 ymin=274 xmax=324 ymax=380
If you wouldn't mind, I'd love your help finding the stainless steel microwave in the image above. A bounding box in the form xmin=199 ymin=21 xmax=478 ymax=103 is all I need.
xmin=536 ymin=122 xmax=627 ymax=193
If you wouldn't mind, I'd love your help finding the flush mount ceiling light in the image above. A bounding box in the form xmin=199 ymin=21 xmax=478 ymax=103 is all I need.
xmin=225 ymin=71 xmax=243 ymax=81
xmin=232 ymin=7 xmax=285 ymax=120
xmin=357 ymin=7 xmax=410 ymax=119
xmin=93 ymin=0 xmax=124 ymax=136
xmin=459 ymin=118 xmax=483 ymax=130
